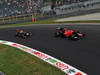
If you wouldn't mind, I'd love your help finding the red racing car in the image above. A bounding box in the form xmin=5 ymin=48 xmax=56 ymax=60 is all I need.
xmin=54 ymin=27 xmax=85 ymax=40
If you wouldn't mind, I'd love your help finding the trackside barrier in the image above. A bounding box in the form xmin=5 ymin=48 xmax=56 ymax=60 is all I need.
xmin=0 ymin=40 xmax=87 ymax=75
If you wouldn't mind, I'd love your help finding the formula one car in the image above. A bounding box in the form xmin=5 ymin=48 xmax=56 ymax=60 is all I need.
xmin=54 ymin=27 xmax=85 ymax=40
xmin=15 ymin=29 xmax=32 ymax=39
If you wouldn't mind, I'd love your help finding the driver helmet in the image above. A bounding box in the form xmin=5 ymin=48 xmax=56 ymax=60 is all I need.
xmin=56 ymin=27 xmax=64 ymax=31
xmin=63 ymin=28 xmax=68 ymax=31
xmin=16 ymin=29 xmax=24 ymax=33
xmin=16 ymin=29 xmax=20 ymax=32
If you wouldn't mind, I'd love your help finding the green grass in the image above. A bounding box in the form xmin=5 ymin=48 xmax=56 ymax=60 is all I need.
xmin=0 ymin=19 xmax=55 ymax=29
xmin=0 ymin=19 xmax=100 ymax=29
xmin=33 ymin=19 xmax=55 ymax=24
xmin=0 ymin=44 xmax=65 ymax=75
xmin=8 ymin=20 xmax=100 ymax=25
xmin=54 ymin=20 xmax=100 ymax=23
xmin=27 ymin=19 xmax=100 ymax=24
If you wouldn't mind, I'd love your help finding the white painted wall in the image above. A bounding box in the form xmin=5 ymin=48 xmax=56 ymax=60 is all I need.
xmin=55 ymin=12 xmax=100 ymax=22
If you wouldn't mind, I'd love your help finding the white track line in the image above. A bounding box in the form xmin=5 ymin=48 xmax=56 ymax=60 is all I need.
xmin=0 ymin=40 xmax=87 ymax=75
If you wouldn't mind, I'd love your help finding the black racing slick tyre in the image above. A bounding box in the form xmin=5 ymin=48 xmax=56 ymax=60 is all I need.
xmin=54 ymin=32 xmax=60 ymax=37
xmin=22 ymin=35 xmax=27 ymax=39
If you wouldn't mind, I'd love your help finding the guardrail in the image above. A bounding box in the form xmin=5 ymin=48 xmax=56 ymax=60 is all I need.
xmin=0 ymin=14 xmax=32 ymax=25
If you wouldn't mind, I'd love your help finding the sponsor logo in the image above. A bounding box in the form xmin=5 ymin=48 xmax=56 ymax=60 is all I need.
xmin=11 ymin=43 xmax=22 ymax=48
xmin=11 ymin=43 xmax=32 ymax=51
xmin=46 ymin=58 xmax=57 ymax=63
xmin=55 ymin=62 xmax=69 ymax=70
xmin=66 ymin=69 xmax=76 ymax=75
xmin=33 ymin=51 xmax=48 ymax=59
xmin=75 ymin=72 xmax=83 ymax=75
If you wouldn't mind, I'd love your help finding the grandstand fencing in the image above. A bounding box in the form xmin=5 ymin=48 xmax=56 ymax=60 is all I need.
xmin=1 ymin=0 xmax=100 ymax=25
xmin=54 ymin=0 xmax=100 ymax=15
xmin=41 ymin=0 xmax=100 ymax=15
xmin=0 ymin=14 xmax=32 ymax=25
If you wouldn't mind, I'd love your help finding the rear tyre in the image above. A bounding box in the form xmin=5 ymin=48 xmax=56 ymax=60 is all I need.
xmin=54 ymin=32 xmax=60 ymax=37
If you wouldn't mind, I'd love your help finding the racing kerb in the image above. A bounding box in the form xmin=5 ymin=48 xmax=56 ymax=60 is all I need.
xmin=0 ymin=40 xmax=87 ymax=75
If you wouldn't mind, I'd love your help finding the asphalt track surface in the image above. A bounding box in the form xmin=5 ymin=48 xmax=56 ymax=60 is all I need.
xmin=0 ymin=24 xmax=100 ymax=75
